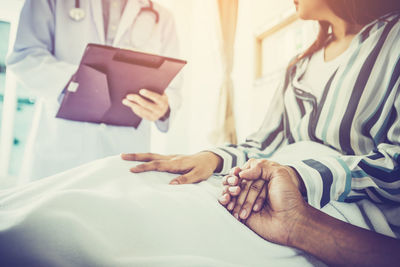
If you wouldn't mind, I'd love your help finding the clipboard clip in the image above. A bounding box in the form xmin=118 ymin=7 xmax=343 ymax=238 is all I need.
xmin=58 ymin=77 xmax=79 ymax=103
xmin=113 ymin=51 xmax=165 ymax=68
xmin=67 ymin=81 xmax=80 ymax=93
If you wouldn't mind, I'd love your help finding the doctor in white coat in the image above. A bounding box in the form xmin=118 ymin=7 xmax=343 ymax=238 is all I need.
xmin=7 ymin=0 xmax=183 ymax=181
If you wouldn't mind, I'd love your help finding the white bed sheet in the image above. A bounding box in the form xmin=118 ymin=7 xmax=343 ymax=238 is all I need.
xmin=0 ymin=141 xmax=392 ymax=266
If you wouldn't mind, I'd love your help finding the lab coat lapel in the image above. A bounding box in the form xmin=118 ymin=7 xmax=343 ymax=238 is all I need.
xmin=113 ymin=0 xmax=143 ymax=46
xmin=89 ymin=0 xmax=105 ymax=44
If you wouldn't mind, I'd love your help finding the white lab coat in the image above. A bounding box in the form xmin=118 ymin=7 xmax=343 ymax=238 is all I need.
xmin=7 ymin=0 xmax=182 ymax=181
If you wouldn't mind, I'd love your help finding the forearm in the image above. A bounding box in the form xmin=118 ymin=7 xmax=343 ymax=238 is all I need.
xmin=290 ymin=205 xmax=400 ymax=266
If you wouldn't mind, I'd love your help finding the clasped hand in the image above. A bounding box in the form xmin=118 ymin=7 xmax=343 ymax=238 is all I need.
xmin=121 ymin=152 xmax=309 ymax=246
xmin=218 ymin=158 xmax=307 ymax=246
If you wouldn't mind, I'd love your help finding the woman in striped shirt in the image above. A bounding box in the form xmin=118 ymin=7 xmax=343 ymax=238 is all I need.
xmin=123 ymin=0 xmax=400 ymax=265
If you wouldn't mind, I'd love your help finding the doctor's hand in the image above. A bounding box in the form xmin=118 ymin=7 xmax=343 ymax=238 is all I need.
xmin=121 ymin=152 xmax=223 ymax=185
xmin=122 ymin=89 xmax=170 ymax=121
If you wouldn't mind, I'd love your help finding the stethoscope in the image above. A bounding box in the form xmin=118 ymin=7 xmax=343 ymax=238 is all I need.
xmin=69 ymin=0 xmax=159 ymax=23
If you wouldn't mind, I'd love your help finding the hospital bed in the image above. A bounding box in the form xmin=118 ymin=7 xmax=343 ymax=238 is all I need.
xmin=0 ymin=142 xmax=396 ymax=266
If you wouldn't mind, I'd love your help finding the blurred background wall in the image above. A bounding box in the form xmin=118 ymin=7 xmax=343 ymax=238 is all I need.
xmin=0 ymin=0 xmax=317 ymax=184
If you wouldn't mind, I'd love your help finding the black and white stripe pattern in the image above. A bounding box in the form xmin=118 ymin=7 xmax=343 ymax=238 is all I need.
xmin=208 ymin=13 xmax=400 ymax=209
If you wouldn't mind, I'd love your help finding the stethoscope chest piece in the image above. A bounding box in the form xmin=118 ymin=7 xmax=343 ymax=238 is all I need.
xmin=69 ymin=8 xmax=85 ymax=22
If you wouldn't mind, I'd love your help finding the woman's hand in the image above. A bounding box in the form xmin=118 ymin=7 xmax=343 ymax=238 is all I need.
xmin=219 ymin=169 xmax=267 ymax=216
xmin=219 ymin=159 xmax=307 ymax=246
xmin=121 ymin=152 xmax=223 ymax=185
xmin=220 ymin=159 xmax=306 ymax=219
xmin=122 ymin=89 xmax=169 ymax=121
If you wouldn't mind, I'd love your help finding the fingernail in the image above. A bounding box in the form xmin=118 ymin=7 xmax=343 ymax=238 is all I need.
xmin=170 ymin=180 xmax=179 ymax=185
xmin=240 ymin=209 xmax=247 ymax=219
xmin=228 ymin=187 xmax=238 ymax=193
xmin=127 ymin=95 xmax=135 ymax=101
xmin=219 ymin=195 xmax=227 ymax=203
xmin=222 ymin=186 xmax=229 ymax=194
xmin=227 ymin=202 xmax=234 ymax=210
xmin=227 ymin=176 xmax=236 ymax=185
xmin=253 ymin=204 xmax=259 ymax=211
xmin=122 ymin=99 xmax=129 ymax=105
xmin=140 ymin=89 xmax=146 ymax=95
xmin=234 ymin=213 xmax=239 ymax=219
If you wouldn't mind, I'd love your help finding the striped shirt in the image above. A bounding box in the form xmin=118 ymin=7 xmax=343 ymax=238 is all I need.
xmin=209 ymin=12 xmax=400 ymax=209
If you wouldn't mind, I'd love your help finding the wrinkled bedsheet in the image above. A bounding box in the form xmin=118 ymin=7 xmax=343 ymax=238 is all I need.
xmin=0 ymin=142 xmax=393 ymax=267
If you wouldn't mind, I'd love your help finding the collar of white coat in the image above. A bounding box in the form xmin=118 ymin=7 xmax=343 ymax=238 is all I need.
xmin=89 ymin=0 xmax=151 ymax=46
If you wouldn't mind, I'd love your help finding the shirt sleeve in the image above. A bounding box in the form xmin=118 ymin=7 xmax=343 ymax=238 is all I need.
xmin=6 ymin=0 xmax=77 ymax=102
xmin=154 ymin=7 xmax=183 ymax=132
xmin=207 ymin=74 xmax=289 ymax=175
xmin=288 ymin=83 xmax=400 ymax=209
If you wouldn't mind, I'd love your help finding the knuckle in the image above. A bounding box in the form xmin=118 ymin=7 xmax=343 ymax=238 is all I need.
xmin=269 ymin=161 xmax=280 ymax=167
xmin=122 ymin=153 xmax=135 ymax=160
xmin=191 ymin=168 xmax=202 ymax=177
xmin=248 ymin=158 xmax=256 ymax=164
xmin=233 ymin=202 xmax=241 ymax=212
xmin=171 ymin=159 xmax=184 ymax=170
xmin=256 ymin=196 xmax=265 ymax=204
xmin=178 ymin=176 xmax=188 ymax=184
xmin=230 ymin=186 xmax=240 ymax=195
xmin=242 ymin=202 xmax=252 ymax=211
xmin=152 ymin=160 xmax=161 ymax=168
xmin=260 ymin=187 xmax=268 ymax=197
xmin=255 ymin=161 xmax=265 ymax=168
xmin=273 ymin=167 xmax=289 ymax=176
xmin=173 ymin=155 xmax=183 ymax=161
xmin=250 ymin=182 xmax=262 ymax=192
xmin=134 ymin=164 xmax=146 ymax=171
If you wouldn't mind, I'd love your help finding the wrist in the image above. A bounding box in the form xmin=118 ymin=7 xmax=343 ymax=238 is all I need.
xmin=286 ymin=204 xmax=313 ymax=248
xmin=202 ymin=152 xmax=223 ymax=173
xmin=159 ymin=106 xmax=171 ymax=121
xmin=287 ymin=166 xmax=306 ymax=195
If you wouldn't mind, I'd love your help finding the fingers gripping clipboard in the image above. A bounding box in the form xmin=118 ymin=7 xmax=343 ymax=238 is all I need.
xmin=56 ymin=44 xmax=187 ymax=128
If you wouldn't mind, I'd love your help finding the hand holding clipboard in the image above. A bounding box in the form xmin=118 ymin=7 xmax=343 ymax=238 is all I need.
xmin=122 ymin=88 xmax=170 ymax=122
xmin=56 ymin=44 xmax=186 ymax=128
